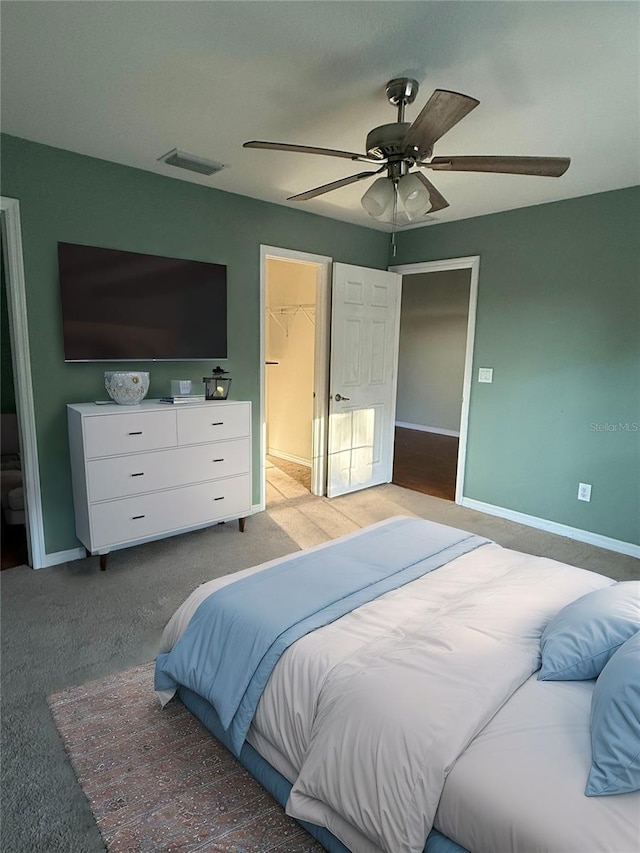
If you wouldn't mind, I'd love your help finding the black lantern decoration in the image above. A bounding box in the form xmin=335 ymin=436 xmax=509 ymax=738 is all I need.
xmin=203 ymin=366 xmax=231 ymax=400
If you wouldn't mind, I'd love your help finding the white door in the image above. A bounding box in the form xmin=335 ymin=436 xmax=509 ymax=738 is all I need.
xmin=327 ymin=263 xmax=402 ymax=497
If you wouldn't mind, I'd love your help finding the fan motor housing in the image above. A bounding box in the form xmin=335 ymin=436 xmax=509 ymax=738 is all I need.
xmin=365 ymin=122 xmax=412 ymax=160
xmin=386 ymin=78 xmax=419 ymax=107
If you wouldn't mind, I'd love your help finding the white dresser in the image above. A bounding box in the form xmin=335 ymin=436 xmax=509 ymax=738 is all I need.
xmin=67 ymin=400 xmax=252 ymax=569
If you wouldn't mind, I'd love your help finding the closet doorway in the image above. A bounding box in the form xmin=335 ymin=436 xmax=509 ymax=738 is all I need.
xmin=260 ymin=247 xmax=331 ymax=508
xmin=389 ymin=257 xmax=479 ymax=504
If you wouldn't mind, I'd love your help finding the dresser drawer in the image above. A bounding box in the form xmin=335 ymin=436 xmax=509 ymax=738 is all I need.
xmin=84 ymin=410 xmax=177 ymax=458
xmin=87 ymin=438 xmax=251 ymax=501
xmin=177 ymin=403 xmax=250 ymax=446
xmin=90 ymin=475 xmax=251 ymax=548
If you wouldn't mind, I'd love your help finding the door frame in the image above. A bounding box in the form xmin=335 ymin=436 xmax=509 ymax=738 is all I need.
xmin=1 ymin=196 xmax=45 ymax=568
xmin=259 ymin=245 xmax=332 ymax=508
xmin=388 ymin=256 xmax=480 ymax=504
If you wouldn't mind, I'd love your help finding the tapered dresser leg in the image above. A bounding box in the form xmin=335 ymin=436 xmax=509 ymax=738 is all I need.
xmin=238 ymin=517 xmax=246 ymax=533
xmin=99 ymin=554 xmax=108 ymax=571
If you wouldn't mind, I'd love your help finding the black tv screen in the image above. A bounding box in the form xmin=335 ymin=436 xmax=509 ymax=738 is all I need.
xmin=58 ymin=242 xmax=227 ymax=361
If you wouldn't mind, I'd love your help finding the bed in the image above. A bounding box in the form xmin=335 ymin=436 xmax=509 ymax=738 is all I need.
xmin=155 ymin=516 xmax=640 ymax=853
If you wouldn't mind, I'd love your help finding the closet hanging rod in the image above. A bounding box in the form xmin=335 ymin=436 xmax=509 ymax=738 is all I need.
xmin=267 ymin=303 xmax=316 ymax=315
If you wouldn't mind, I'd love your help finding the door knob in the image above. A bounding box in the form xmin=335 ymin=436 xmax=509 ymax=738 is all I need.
xmin=334 ymin=393 xmax=350 ymax=402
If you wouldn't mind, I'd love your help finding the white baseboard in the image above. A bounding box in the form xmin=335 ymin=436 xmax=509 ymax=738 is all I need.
xmin=36 ymin=546 xmax=86 ymax=568
xmin=396 ymin=421 xmax=460 ymax=438
xmin=460 ymin=497 xmax=640 ymax=558
xmin=267 ymin=448 xmax=312 ymax=467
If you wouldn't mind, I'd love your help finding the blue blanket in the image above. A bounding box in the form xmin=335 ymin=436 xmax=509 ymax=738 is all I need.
xmin=156 ymin=516 xmax=489 ymax=755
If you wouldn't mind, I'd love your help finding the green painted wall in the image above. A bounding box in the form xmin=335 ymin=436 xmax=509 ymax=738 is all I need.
xmin=1 ymin=134 xmax=389 ymax=555
xmin=3 ymin=132 xmax=638 ymax=554
xmin=394 ymin=186 xmax=640 ymax=545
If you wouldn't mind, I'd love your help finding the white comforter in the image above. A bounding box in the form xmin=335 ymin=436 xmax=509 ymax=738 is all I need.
xmin=159 ymin=526 xmax=614 ymax=853
xmin=435 ymin=675 xmax=640 ymax=853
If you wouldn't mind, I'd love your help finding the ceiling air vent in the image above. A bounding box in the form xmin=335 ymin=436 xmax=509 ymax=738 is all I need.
xmin=157 ymin=148 xmax=227 ymax=176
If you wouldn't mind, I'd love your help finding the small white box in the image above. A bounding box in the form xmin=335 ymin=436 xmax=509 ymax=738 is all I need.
xmin=171 ymin=379 xmax=192 ymax=395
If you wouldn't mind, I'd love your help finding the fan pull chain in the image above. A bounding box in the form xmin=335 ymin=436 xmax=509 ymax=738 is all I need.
xmin=391 ymin=184 xmax=399 ymax=256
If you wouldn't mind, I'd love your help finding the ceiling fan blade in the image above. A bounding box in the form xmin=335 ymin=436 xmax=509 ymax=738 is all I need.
xmin=403 ymin=90 xmax=480 ymax=156
xmin=243 ymin=140 xmax=373 ymax=162
xmin=428 ymin=155 xmax=571 ymax=177
xmin=287 ymin=171 xmax=380 ymax=201
xmin=413 ymin=171 xmax=450 ymax=213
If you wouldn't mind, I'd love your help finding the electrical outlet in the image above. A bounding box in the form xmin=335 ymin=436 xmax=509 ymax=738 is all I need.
xmin=577 ymin=482 xmax=592 ymax=502
xmin=478 ymin=368 xmax=493 ymax=383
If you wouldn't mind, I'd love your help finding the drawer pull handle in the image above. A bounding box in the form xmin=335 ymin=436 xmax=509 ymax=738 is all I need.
xmin=128 ymin=431 xmax=143 ymax=436
xmin=213 ymin=496 xmax=225 ymax=501
xmin=131 ymin=472 xmax=145 ymax=477
xmin=132 ymin=514 xmax=146 ymax=520
xmin=213 ymin=458 xmax=224 ymax=463
xmin=211 ymin=422 xmax=224 ymax=426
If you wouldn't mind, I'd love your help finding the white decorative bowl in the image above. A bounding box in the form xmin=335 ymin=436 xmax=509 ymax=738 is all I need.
xmin=104 ymin=372 xmax=150 ymax=406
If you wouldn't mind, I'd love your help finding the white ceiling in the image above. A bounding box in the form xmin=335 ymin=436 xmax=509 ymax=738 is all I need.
xmin=2 ymin=1 xmax=639 ymax=231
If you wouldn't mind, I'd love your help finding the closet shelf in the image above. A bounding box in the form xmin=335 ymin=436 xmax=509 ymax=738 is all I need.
xmin=267 ymin=303 xmax=316 ymax=336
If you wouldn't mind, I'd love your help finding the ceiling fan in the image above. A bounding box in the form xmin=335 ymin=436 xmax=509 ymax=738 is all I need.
xmin=244 ymin=78 xmax=570 ymax=223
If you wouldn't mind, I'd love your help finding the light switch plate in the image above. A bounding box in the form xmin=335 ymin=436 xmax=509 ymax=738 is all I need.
xmin=478 ymin=368 xmax=493 ymax=383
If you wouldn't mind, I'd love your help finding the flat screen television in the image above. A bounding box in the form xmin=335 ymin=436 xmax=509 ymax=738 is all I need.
xmin=58 ymin=242 xmax=227 ymax=362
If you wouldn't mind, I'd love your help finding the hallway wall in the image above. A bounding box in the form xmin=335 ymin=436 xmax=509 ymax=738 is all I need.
xmin=396 ymin=269 xmax=470 ymax=433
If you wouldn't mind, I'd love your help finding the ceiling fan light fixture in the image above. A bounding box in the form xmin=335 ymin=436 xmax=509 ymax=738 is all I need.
xmin=244 ymin=78 xmax=569 ymax=221
xmin=361 ymin=177 xmax=395 ymax=219
xmin=397 ymin=172 xmax=431 ymax=220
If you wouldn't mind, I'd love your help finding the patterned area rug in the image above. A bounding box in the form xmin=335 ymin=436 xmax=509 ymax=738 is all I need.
xmin=48 ymin=662 xmax=322 ymax=852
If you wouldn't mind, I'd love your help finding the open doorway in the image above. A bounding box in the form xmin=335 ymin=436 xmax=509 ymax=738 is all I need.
xmin=260 ymin=247 xmax=331 ymax=508
xmin=265 ymin=256 xmax=316 ymax=500
xmin=1 ymin=231 xmax=28 ymax=568
xmin=389 ymin=257 xmax=479 ymax=504
xmin=1 ymin=196 xmax=46 ymax=569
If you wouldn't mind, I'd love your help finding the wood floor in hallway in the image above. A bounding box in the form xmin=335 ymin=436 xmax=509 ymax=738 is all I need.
xmin=1 ymin=521 xmax=28 ymax=569
xmin=392 ymin=427 xmax=459 ymax=502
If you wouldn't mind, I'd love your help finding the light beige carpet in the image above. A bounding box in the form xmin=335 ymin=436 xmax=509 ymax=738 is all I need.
xmin=266 ymin=456 xmax=312 ymax=496
xmin=265 ymin=475 xmax=639 ymax=581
